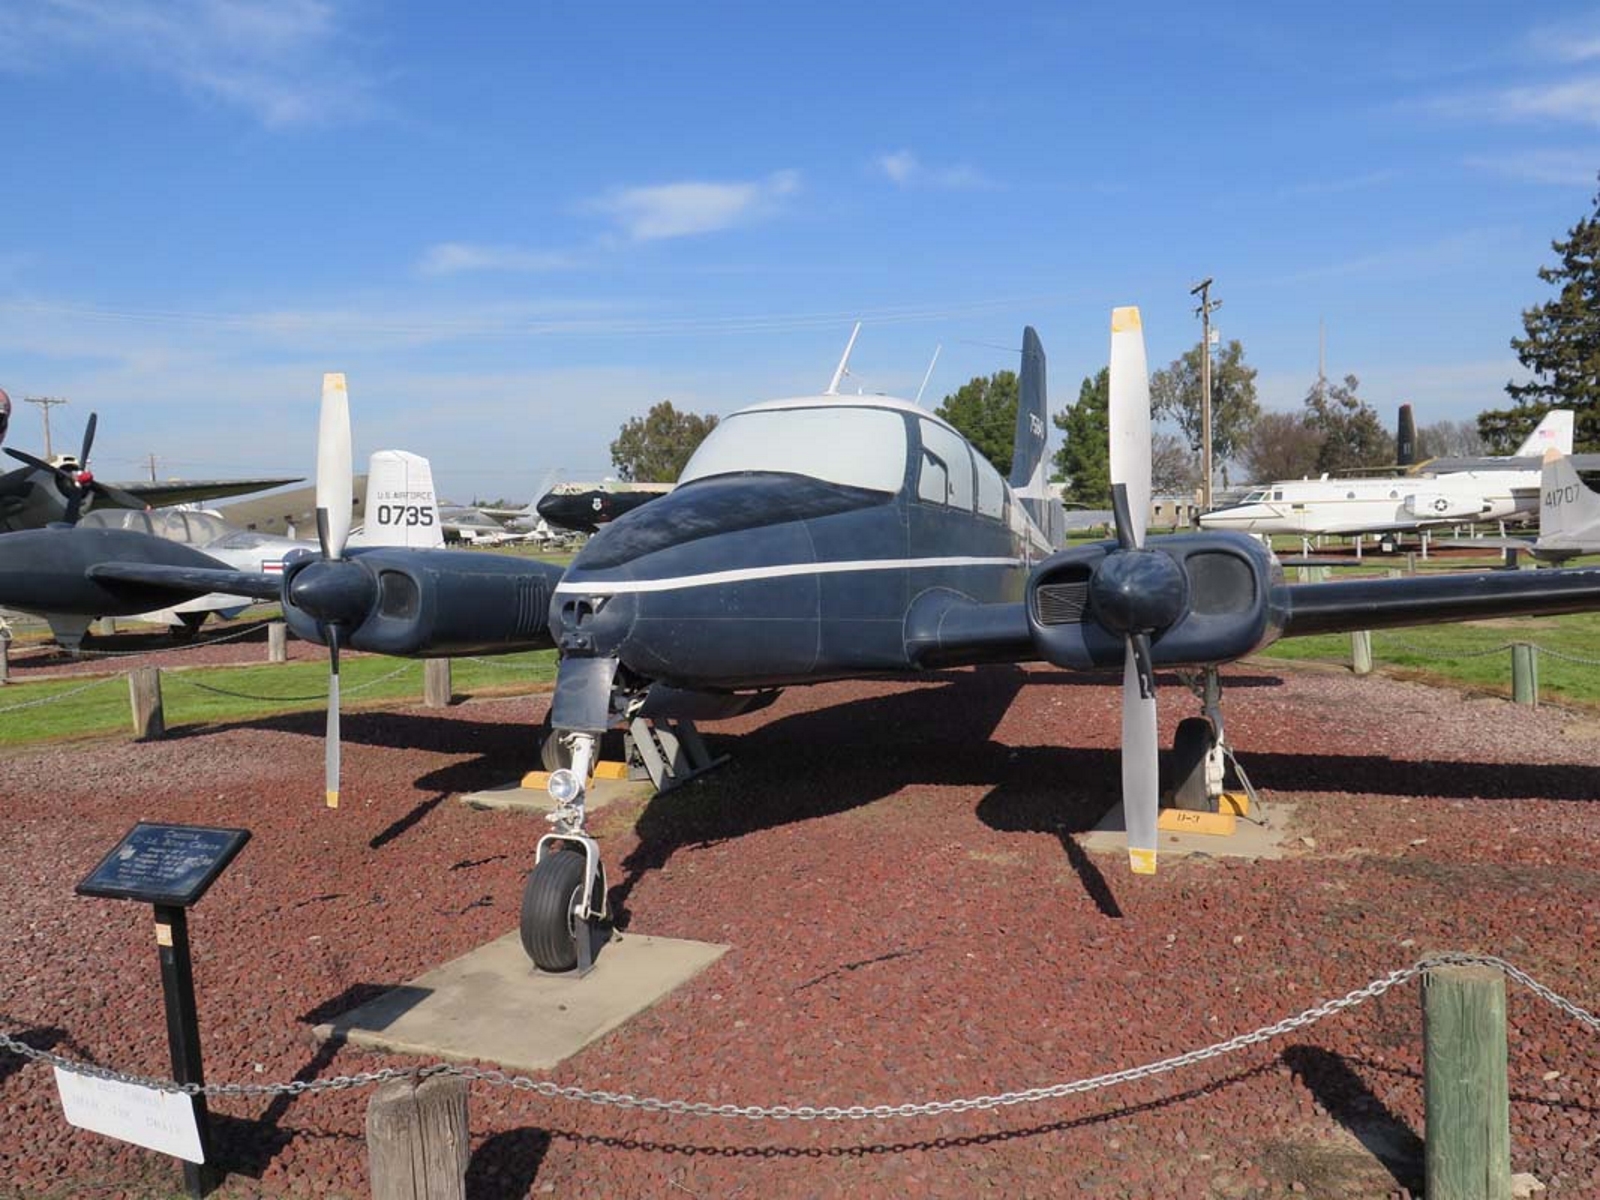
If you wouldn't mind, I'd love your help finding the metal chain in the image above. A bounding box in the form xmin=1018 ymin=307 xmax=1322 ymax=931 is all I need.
xmin=57 ymin=620 xmax=276 ymax=659
xmin=0 ymin=672 xmax=123 ymax=714
xmin=162 ymin=661 xmax=415 ymax=703
xmin=461 ymin=656 xmax=553 ymax=672
xmin=2 ymin=952 xmax=1593 ymax=1119
xmin=1373 ymin=635 xmax=1600 ymax=668
xmin=1530 ymin=644 xmax=1600 ymax=667
xmin=1375 ymin=635 xmax=1523 ymax=661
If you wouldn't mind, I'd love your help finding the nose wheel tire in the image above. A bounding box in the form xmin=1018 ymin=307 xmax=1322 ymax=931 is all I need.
xmin=520 ymin=849 xmax=601 ymax=973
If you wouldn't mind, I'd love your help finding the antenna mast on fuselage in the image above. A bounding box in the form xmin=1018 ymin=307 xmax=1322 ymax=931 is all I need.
xmin=914 ymin=344 xmax=942 ymax=404
xmin=825 ymin=322 xmax=862 ymax=396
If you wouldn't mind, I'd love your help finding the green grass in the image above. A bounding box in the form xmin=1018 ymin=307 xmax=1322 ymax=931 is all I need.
xmin=0 ymin=648 xmax=557 ymax=747
xmin=1257 ymin=611 xmax=1600 ymax=708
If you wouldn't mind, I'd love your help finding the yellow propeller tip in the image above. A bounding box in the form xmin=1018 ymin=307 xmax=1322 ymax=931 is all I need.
xmin=1111 ymin=306 xmax=1142 ymax=332
xmin=325 ymin=791 xmax=340 ymax=809
xmin=1129 ymin=848 xmax=1157 ymax=874
xmin=323 ymin=373 xmax=347 ymax=392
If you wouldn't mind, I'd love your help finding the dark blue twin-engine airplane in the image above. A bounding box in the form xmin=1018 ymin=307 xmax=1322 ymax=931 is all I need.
xmin=7 ymin=311 xmax=1600 ymax=973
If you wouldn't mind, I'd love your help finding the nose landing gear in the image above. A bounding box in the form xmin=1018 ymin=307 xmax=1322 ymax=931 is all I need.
xmin=520 ymin=730 xmax=609 ymax=974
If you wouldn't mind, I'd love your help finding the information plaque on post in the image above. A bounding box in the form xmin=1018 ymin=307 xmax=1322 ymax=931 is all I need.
xmin=74 ymin=822 xmax=250 ymax=1200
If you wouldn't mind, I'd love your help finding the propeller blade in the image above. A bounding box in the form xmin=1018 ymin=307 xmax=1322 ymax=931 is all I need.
xmin=63 ymin=487 xmax=84 ymax=526
xmin=79 ymin=412 xmax=98 ymax=466
xmin=1121 ymin=635 xmax=1159 ymax=875
xmin=1108 ymin=306 xmax=1151 ymax=550
xmin=326 ymin=626 xmax=342 ymax=809
xmin=5 ymin=448 xmax=55 ymax=475
xmin=316 ymin=373 xmax=353 ymax=560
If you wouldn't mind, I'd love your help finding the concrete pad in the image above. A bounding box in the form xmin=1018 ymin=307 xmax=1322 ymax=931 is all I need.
xmin=458 ymin=773 xmax=652 ymax=814
xmin=314 ymin=929 xmax=729 ymax=1072
xmin=1078 ymin=799 xmax=1296 ymax=862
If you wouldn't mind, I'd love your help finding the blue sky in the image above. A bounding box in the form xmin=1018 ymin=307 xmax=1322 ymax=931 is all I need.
xmin=2 ymin=1 xmax=1598 ymax=501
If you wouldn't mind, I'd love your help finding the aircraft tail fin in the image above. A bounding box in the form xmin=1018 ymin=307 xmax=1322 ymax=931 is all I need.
xmin=1515 ymin=409 xmax=1574 ymax=458
xmin=361 ymin=450 xmax=444 ymax=549
xmin=1537 ymin=449 xmax=1600 ymax=555
xmin=1009 ymin=326 xmax=1048 ymax=494
xmin=1396 ymin=404 xmax=1417 ymax=466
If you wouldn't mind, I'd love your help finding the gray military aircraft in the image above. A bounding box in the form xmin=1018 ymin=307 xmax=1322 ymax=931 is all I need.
xmin=0 ymin=403 xmax=301 ymax=533
xmin=7 ymin=321 xmax=1600 ymax=976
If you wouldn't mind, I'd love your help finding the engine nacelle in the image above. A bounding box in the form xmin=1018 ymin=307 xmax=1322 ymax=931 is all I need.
xmin=1404 ymin=492 xmax=1483 ymax=520
xmin=1026 ymin=532 xmax=1285 ymax=671
xmin=283 ymin=547 xmax=563 ymax=657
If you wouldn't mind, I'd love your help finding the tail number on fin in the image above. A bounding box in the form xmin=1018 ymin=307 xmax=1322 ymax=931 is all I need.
xmin=1546 ymin=486 xmax=1581 ymax=510
xmin=376 ymin=504 xmax=436 ymax=527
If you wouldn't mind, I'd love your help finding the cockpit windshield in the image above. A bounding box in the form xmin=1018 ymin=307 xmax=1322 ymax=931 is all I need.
xmin=1242 ymin=490 xmax=1269 ymax=503
xmin=680 ymin=405 xmax=908 ymax=493
xmin=80 ymin=507 xmax=231 ymax=545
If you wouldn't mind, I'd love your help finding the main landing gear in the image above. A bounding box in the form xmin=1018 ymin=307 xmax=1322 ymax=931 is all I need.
xmin=1167 ymin=668 xmax=1259 ymax=816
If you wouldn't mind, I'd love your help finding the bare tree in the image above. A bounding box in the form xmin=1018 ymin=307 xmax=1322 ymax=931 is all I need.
xmin=1151 ymin=432 xmax=1198 ymax=495
xmin=1417 ymin=419 xmax=1485 ymax=458
xmin=1239 ymin=411 xmax=1324 ymax=483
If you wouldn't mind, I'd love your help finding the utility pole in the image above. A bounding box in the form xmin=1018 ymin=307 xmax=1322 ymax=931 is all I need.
xmin=1189 ymin=280 xmax=1221 ymax=510
xmin=24 ymin=396 xmax=69 ymax=460
xmin=147 ymin=453 xmax=158 ymax=482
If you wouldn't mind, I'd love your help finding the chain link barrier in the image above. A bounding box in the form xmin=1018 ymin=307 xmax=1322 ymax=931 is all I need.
xmin=0 ymin=672 xmax=124 ymax=715
xmin=1363 ymin=634 xmax=1600 ymax=669
xmin=461 ymin=656 xmax=555 ymax=672
xmin=17 ymin=619 xmax=278 ymax=661
xmin=2 ymin=952 xmax=1594 ymax=1121
xmin=162 ymin=661 xmax=416 ymax=703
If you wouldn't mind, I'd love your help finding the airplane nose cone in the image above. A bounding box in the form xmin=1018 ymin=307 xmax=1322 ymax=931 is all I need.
xmin=288 ymin=559 xmax=377 ymax=626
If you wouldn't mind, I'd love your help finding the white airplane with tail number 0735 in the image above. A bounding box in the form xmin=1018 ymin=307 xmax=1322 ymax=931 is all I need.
xmin=12 ymin=312 xmax=1600 ymax=975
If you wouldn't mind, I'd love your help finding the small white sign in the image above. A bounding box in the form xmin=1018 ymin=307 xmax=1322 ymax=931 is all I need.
xmin=53 ymin=1067 xmax=205 ymax=1163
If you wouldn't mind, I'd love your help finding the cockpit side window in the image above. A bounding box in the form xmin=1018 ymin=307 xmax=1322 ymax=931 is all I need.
xmin=1272 ymin=489 xmax=1284 ymax=501
xmin=917 ymin=420 xmax=975 ymax=511
xmin=973 ymin=450 xmax=1005 ymax=519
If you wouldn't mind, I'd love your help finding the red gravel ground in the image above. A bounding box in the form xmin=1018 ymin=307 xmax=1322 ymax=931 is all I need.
xmin=2 ymin=655 xmax=1598 ymax=1198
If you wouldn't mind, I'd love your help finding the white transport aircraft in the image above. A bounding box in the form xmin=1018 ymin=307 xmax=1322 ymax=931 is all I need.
xmin=1199 ymin=411 xmax=1573 ymax=546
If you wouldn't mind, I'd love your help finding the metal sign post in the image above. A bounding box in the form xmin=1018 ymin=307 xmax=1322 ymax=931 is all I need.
xmin=75 ymin=823 xmax=251 ymax=1199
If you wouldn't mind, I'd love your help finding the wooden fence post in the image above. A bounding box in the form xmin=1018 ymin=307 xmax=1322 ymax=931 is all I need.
xmin=424 ymin=659 xmax=453 ymax=709
xmin=129 ymin=667 xmax=164 ymax=740
xmin=0 ymin=635 xmax=9 ymax=685
xmin=1424 ymin=964 xmax=1510 ymax=1199
xmin=95 ymin=616 xmax=117 ymax=637
xmin=267 ymin=621 xmax=288 ymax=664
xmin=1351 ymin=630 xmax=1373 ymax=676
xmin=1511 ymin=644 xmax=1538 ymax=707
xmin=367 ymin=1075 xmax=469 ymax=1200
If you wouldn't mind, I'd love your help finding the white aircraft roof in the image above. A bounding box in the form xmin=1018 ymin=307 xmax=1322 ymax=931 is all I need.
xmin=737 ymin=394 xmax=958 ymax=433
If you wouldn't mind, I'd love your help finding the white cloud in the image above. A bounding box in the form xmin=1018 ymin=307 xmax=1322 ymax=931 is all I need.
xmin=588 ymin=170 xmax=801 ymax=242
xmin=873 ymin=149 xmax=994 ymax=190
xmin=1529 ymin=19 xmax=1600 ymax=64
xmin=1464 ymin=149 xmax=1600 ymax=186
xmin=416 ymin=243 xmax=579 ymax=276
xmin=0 ymin=0 xmax=373 ymax=127
xmin=1494 ymin=78 xmax=1600 ymax=126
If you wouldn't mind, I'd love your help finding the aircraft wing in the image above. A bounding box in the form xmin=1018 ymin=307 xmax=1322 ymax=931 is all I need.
xmin=1280 ymin=567 xmax=1600 ymax=637
xmin=86 ymin=561 xmax=283 ymax=601
xmin=110 ymin=476 xmax=305 ymax=509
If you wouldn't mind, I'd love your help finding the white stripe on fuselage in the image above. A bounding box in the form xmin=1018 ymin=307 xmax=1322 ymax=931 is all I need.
xmin=554 ymin=555 xmax=1024 ymax=596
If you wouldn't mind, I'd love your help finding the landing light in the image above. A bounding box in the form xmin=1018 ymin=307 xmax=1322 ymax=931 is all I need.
xmin=547 ymin=768 xmax=582 ymax=804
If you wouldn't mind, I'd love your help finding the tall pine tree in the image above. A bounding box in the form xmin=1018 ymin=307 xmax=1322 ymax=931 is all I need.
xmin=1052 ymin=368 xmax=1110 ymax=506
xmin=936 ymin=370 xmax=1018 ymax=475
xmin=1480 ymin=177 xmax=1600 ymax=452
